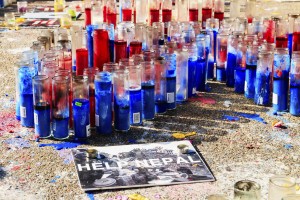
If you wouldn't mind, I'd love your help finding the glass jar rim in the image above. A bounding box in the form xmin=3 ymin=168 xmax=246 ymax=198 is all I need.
xmin=33 ymin=75 xmax=49 ymax=81
xmin=52 ymin=75 xmax=69 ymax=83
xmin=269 ymin=176 xmax=296 ymax=188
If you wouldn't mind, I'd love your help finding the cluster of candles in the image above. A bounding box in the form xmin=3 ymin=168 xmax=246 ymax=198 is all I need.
xmin=214 ymin=14 xmax=300 ymax=116
xmin=15 ymin=1 xmax=300 ymax=139
xmin=85 ymin=0 xmax=224 ymax=28
xmin=15 ymin=19 xmax=208 ymax=139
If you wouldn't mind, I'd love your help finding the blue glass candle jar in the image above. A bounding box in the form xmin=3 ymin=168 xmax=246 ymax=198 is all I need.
xmin=234 ymin=42 xmax=247 ymax=94
xmin=72 ymin=76 xmax=90 ymax=139
xmin=186 ymin=44 xmax=198 ymax=98
xmin=206 ymin=18 xmax=219 ymax=79
xmin=273 ymin=48 xmax=290 ymax=112
xmin=226 ymin=32 xmax=242 ymax=87
xmin=15 ymin=61 xmax=29 ymax=121
xmin=141 ymin=61 xmax=155 ymax=120
xmin=254 ymin=51 xmax=273 ymax=106
xmin=86 ymin=25 xmax=98 ymax=67
xmin=113 ymin=70 xmax=130 ymax=131
xmin=195 ymin=35 xmax=207 ymax=91
xmin=95 ymin=71 xmax=112 ymax=134
xmin=127 ymin=64 xmax=143 ymax=125
xmin=290 ymin=56 xmax=300 ymax=116
xmin=176 ymin=46 xmax=188 ymax=102
xmin=245 ymin=44 xmax=259 ymax=99
xmin=288 ymin=14 xmax=300 ymax=59
xmin=216 ymin=33 xmax=229 ymax=82
xmin=33 ymin=75 xmax=51 ymax=138
xmin=19 ymin=64 xmax=36 ymax=128
xmin=52 ymin=76 xmax=70 ymax=139
xmin=22 ymin=50 xmax=39 ymax=75
xmin=167 ymin=21 xmax=181 ymax=42
xmin=155 ymin=57 xmax=167 ymax=113
xmin=162 ymin=52 xmax=176 ymax=110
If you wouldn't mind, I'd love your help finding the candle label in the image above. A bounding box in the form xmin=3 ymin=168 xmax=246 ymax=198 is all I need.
xmin=86 ymin=125 xmax=91 ymax=137
xmin=133 ymin=112 xmax=140 ymax=124
xmin=34 ymin=113 xmax=38 ymax=125
xmin=273 ymin=93 xmax=278 ymax=105
xmin=75 ymin=101 xmax=82 ymax=107
xmin=244 ymin=81 xmax=247 ymax=92
xmin=20 ymin=106 xmax=26 ymax=118
xmin=167 ymin=92 xmax=175 ymax=103
xmin=95 ymin=115 xmax=99 ymax=127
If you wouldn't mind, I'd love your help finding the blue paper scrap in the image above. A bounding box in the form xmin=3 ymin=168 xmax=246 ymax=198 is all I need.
xmin=87 ymin=193 xmax=95 ymax=200
xmin=39 ymin=141 xmax=85 ymax=150
xmin=236 ymin=112 xmax=267 ymax=124
xmin=222 ymin=115 xmax=240 ymax=121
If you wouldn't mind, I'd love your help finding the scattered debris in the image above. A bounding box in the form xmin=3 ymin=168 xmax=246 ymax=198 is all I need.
xmin=49 ymin=175 xmax=61 ymax=183
xmin=272 ymin=121 xmax=287 ymax=129
xmin=223 ymin=100 xmax=232 ymax=108
xmin=284 ymin=144 xmax=293 ymax=149
xmin=4 ymin=137 xmax=31 ymax=149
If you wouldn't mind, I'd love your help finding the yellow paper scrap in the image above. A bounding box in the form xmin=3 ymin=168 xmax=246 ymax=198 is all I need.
xmin=128 ymin=194 xmax=149 ymax=200
xmin=184 ymin=131 xmax=197 ymax=137
xmin=172 ymin=133 xmax=185 ymax=139
xmin=172 ymin=131 xmax=197 ymax=139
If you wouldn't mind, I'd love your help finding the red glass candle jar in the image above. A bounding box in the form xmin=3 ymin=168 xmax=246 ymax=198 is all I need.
xmin=76 ymin=48 xmax=88 ymax=76
xmin=93 ymin=29 xmax=110 ymax=71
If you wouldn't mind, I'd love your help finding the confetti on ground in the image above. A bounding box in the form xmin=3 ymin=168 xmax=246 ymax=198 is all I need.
xmin=86 ymin=193 xmax=95 ymax=200
xmin=236 ymin=112 xmax=267 ymax=124
xmin=4 ymin=137 xmax=31 ymax=149
xmin=39 ymin=141 xmax=85 ymax=150
xmin=49 ymin=175 xmax=61 ymax=183
xmin=222 ymin=115 xmax=240 ymax=121
xmin=284 ymin=144 xmax=293 ymax=149
xmin=128 ymin=194 xmax=149 ymax=200
xmin=57 ymin=149 xmax=74 ymax=164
